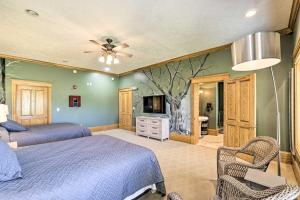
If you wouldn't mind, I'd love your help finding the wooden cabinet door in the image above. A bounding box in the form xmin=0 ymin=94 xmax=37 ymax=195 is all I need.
xmin=119 ymin=89 xmax=132 ymax=131
xmin=224 ymin=74 xmax=256 ymax=147
xmin=15 ymin=85 xmax=50 ymax=126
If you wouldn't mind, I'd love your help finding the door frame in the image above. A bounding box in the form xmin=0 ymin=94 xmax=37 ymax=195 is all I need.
xmin=191 ymin=73 xmax=230 ymax=144
xmin=11 ymin=79 xmax=52 ymax=123
xmin=293 ymin=43 xmax=300 ymax=184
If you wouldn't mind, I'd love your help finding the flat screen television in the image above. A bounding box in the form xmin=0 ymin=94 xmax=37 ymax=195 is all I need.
xmin=143 ymin=95 xmax=166 ymax=114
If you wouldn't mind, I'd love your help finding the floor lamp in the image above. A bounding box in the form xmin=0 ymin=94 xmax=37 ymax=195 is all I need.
xmin=231 ymin=32 xmax=282 ymax=176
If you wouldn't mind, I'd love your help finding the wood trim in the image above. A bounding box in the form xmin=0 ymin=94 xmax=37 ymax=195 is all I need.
xmin=271 ymin=151 xmax=293 ymax=164
xmin=11 ymin=79 xmax=52 ymax=88
xmin=11 ymin=79 xmax=52 ymax=124
xmin=293 ymin=36 xmax=300 ymax=59
xmin=170 ymin=132 xmax=191 ymax=144
xmin=0 ymin=53 xmax=116 ymax=76
xmin=119 ymin=88 xmax=134 ymax=92
xmin=191 ymin=73 xmax=230 ymax=84
xmin=120 ymin=44 xmax=231 ymax=76
xmin=89 ymin=124 xmax=119 ymax=132
xmin=289 ymin=0 xmax=300 ymax=32
xmin=208 ymin=129 xmax=218 ymax=136
xmin=277 ymin=27 xmax=293 ymax=35
xmin=292 ymin=154 xmax=300 ymax=185
xmin=191 ymin=73 xmax=230 ymax=144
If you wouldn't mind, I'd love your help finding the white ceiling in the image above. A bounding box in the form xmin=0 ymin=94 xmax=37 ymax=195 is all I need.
xmin=0 ymin=0 xmax=293 ymax=74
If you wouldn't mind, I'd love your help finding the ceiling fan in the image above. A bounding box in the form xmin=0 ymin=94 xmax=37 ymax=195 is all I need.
xmin=84 ymin=38 xmax=133 ymax=65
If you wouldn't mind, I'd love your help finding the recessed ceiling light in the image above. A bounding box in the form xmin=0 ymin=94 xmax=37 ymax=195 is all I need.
xmin=62 ymin=60 xmax=68 ymax=63
xmin=25 ymin=9 xmax=39 ymax=17
xmin=104 ymin=67 xmax=111 ymax=71
xmin=245 ymin=9 xmax=256 ymax=18
xmin=72 ymin=70 xmax=77 ymax=74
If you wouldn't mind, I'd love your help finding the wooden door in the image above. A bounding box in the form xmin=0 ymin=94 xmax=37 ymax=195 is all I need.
xmin=12 ymin=80 xmax=51 ymax=126
xmin=119 ymin=89 xmax=132 ymax=130
xmin=224 ymin=74 xmax=256 ymax=147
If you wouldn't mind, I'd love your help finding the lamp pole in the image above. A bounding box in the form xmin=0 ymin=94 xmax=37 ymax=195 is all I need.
xmin=270 ymin=66 xmax=281 ymax=176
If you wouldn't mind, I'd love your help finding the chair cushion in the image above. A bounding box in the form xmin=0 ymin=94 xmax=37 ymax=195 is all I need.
xmin=0 ymin=140 xmax=22 ymax=181
xmin=0 ymin=120 xmax=27 ymax=132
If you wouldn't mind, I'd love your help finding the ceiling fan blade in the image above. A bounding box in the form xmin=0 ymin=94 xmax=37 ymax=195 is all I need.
xmin=116 ymin=51 xmax=133 ymax=57
xmin=114 ymin=43 xmax=129 ymax=51
xmin=89 ymin=40 xmax=102 ymax=46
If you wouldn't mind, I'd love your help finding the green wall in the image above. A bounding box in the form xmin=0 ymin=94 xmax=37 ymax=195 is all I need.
xmin=119 ymin=35 xmax=293 ymax=151
xmin=5 ymin=60 xmax=119 ymax=127
xmin=2 ymin=34 xmax=293 ymax=150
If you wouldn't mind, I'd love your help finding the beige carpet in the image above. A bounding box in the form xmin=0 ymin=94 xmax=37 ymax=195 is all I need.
xmin=93 ymin=129 xmax=298 ymax=200
xmin=197 ymin=135 xmax=224 ymax=149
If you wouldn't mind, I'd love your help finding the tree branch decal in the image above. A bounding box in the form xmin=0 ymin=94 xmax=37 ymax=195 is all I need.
xmin=141 ymin=53 xmax=210 ymax=134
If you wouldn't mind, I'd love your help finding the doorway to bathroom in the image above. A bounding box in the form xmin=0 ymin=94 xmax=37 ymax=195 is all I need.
xmin=191 ymin=73 xmax=256 ymax=147
xmin=190 ymin=73 xmax=229 ymax=145
xmin=198 ymin=81 xmax=224 ymax=148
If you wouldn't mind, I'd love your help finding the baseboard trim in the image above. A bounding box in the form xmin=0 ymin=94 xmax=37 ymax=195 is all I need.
xmin=208 ymin=129 xmax=218 ymax=136
xmin=89 ymin=124 xmax=119 ymax=132
xmin=292 ymin=156 xmax=300 ymax=185
xmin=170 ymin=132 xmax=191 ymax=144
xmin=272 ymin=151 xmax=292 ymax=164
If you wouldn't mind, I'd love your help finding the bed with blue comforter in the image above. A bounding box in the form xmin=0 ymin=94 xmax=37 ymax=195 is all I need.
xmin=0 ymin=135 xmax=165 ymax=200
xmin=0 ymin=122 xmax=91 ymax=147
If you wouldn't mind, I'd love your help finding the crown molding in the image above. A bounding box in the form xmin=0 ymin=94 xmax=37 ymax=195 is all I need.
xmin=0 ymin=53 xmax=117 ymax=76
xmin=289 ymin=0 xmax=300 ymax=31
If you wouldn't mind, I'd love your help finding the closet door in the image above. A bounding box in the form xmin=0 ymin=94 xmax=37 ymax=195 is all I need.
xmin=119 ymin=89 xmax=132 ymax=131
xmin=224 ymin=74 xmax=256 ymax=147
xmin=12 ymin=80 xmax=51 ymax=126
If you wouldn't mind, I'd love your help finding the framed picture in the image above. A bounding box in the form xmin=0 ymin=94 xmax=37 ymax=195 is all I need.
xmin=69 ymin=96 xmax=81 ymax=107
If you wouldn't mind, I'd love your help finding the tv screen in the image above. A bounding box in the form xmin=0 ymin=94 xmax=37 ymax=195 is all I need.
xmin=143 ymin=95 xmax=166 ymax=114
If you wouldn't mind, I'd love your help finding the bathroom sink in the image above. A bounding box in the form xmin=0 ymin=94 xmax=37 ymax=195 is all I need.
xmin=199 ymin=116 xmax=209 ymax=121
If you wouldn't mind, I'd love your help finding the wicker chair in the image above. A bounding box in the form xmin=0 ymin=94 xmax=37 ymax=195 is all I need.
xmin=167 ymin=192 xmax=183 ymax=200
xmin=217 ymin=136 xmax=279 ymax=179
xmin=216 ymin=175 xmax=300 ymax=200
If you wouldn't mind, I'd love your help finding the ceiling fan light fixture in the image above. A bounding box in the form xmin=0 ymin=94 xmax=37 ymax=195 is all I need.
xmin=106 ymin=59 xmax=112 ymax=65
xmin=107 ymin=54 xmax=113 ymax=62
xmin=98 ymin=56 xmax=105 ymax=63
xmin=113 ymin=58 xmax=120 ymax=64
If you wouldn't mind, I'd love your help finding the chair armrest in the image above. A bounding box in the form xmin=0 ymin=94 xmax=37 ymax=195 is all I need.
xmin=223 ymin=161 xmax=266 ymax=178
xmin=217 ymin=146 xmax=240 ymax=161
xmin=167 ymin=192 xmax=183 ymax=200
xmin=217 ymin=175 xmax=287 ymax=199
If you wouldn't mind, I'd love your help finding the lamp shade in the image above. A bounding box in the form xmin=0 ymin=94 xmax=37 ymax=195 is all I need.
xmin=0 ymin=104 xmax=8 ymax=123
xmin=231 ymin=32 xmax=281 ymax=71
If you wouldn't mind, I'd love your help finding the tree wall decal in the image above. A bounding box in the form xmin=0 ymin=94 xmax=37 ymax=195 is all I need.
xmin=141 ymin=53 xmax=210 ymax=134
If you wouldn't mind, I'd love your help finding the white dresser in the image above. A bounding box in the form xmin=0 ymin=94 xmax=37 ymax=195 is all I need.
xmin=136 ymin=116 xmax=169 ymax=141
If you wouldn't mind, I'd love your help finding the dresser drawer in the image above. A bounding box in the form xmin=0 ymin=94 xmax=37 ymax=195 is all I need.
xmin=149 ymin=126 xmax=161 ymax=136
xmin=137 ymin=123 xmax=148 ymax=129
xmin=136 ymin=127 xmax=148 ymax=136
xmin=149 ymin=124 xmax=161 ymax=132
xmin=149 ymin=119 xmax=161 ymax=125
xmin=136 ymin=118 xmax=147 ymax=123
xmin=149 ymin=131 xmax=161 ymax=138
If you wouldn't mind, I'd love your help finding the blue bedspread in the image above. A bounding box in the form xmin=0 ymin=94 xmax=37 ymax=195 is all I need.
xmin=9 ymin=123 xmax=91 ymax=147
xmin=0 ymin=135 xmax=165 ymax=200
